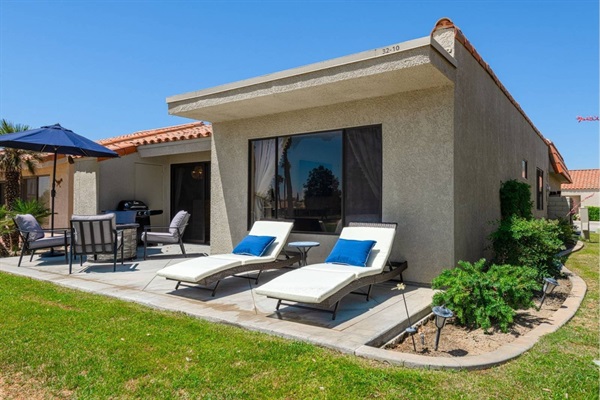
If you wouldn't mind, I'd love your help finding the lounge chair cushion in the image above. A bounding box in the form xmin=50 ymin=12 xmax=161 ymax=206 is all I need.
xmin=156 ymin=257 xmax=242 ymax=283
xmin=208 ymin=253 xmax=277 ymax=266
xmin=303 ymin=262 xmax=383 ymax=279
xmin=232 ymin=235 xmax=276 ymax=257
xmin=256 ymin=268 xmax=356 ymax=304
xmin=15 ymin=214 xmax=44 ymax=241
xmin=325 ymin=238 xmax=376 ymax=267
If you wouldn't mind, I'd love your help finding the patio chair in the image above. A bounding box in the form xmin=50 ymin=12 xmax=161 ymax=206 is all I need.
xmin=13 ymin=214 xmax=70 ymax=267
xmin=69 ymin=213 xmax=124 ymax=274
xmin=255 ymin=222 xmax=406 ymax=320
xmin=141 ymin=210 xmax=190 ymax=260
xmin=155 ymin=220 xmax=299 ymax=296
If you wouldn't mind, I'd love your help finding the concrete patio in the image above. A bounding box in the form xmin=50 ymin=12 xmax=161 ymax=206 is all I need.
xmin=0 ymin=243 xmax=434 ymax=355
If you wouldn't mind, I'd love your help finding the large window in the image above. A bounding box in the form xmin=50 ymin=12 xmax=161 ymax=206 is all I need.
xmin=249 ymin=125 xmax=382 ymax=233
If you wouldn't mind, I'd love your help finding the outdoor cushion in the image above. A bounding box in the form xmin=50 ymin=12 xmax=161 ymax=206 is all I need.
xmin=71 ymin=214 xmax=118 ymax=253
xmin=233 ymin=235 xmax=276 ymax=257
xmin=256 ymin=268 xmax=356 ymax=304
xmin=15 ymin=214 xmax=44 ymax=241
xmin=303 ymin=262 xmax=384 ymax=279
xmin=156 ymin=257 xmax=242 ymax=283
xmin=209 ymin=253 xmax=279 ymax=266
xmin=28 ymin=235 xmax=68 ymax=250
xmin=325 ymin=238 xmax=376 ymax=267
xmin=245 ymin=220 xmax=293 ymax=259
xmin=338 ymin=226 xmax=395 ymax=271
xmin=169 ymin=211 xmax=190 ymax=235
xmin=142 ymin=232 xmax=180 ymax=244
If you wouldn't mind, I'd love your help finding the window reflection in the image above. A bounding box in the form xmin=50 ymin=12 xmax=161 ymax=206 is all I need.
xmin=249 ymin=126 xmax=382 ymax=233
xmin=278 ymin=132 xmax=342 ymax=232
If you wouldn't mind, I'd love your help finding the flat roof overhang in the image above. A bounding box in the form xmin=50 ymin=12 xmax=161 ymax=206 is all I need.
xmin=167 ymin=36 xmax=457 ymax=123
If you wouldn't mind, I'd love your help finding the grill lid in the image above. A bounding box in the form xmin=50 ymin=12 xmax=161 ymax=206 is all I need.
xmin=117 ymin=200 xmax=149 ymax=210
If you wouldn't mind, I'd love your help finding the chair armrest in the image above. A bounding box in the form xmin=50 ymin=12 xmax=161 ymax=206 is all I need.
xmin=143 ymin=225 xmax=172 ymax=232
xmin=42 ymin=228 xmax=70 ymax=233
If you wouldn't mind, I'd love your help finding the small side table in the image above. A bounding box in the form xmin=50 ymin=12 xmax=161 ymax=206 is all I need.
xmin=288 ymin=241 xmax=320 ymax=267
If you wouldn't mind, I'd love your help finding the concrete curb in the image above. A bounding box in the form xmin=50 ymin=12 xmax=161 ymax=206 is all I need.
xmin=557 ymin=240 xmax=585 ymax=257
xmin=355 ymin=260 xmax=588 ymax=370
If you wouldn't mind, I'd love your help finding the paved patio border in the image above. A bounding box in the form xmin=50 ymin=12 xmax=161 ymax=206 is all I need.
xmin=356 ymin=241 xmax=588 ymax=369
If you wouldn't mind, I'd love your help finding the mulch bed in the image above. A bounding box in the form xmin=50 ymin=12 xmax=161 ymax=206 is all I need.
xmin=387 ymin=276 xmax=572 ymax=357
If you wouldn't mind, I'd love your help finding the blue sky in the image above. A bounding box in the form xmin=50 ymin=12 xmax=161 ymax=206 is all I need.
xmin=0 ymin=1 xmax=598 ymax=170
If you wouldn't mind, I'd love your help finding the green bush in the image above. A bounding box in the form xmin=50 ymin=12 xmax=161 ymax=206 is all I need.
xmin=556 ymin=217 xmax=578 ymax=246
xmin=490 ymin=216 xmax=564 ymax=279
xmin=499 ymin=179 xmax=533 ymax=220
xmin=0 ymin=199 xmax=50 ymax=242
xmin=587 ymin=206 xmax=599 ymax=221
xmin=432 ymin=259 xmax=539 ymax=332
xmin=11 ymin=198 xmax=51 ymax=223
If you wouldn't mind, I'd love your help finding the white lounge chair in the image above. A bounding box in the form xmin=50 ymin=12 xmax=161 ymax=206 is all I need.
xmin=255 ymin=222 xmax=406 ymax=320
xmin=156 ymin=220 xmax=298 ymax=296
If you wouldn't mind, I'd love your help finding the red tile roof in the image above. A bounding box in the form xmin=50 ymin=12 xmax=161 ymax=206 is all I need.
xmin=98 ymin=122 xmax=211 ymax=156
xmin=546 ymin=140 xmax=572 ymax=183
xmin=562 ymin=169 xmax=600 ymax=190
xmin=11 ymin=122 xmax=211 ymax=164
xmin=431 ymin=18 xmax=572 ymax=183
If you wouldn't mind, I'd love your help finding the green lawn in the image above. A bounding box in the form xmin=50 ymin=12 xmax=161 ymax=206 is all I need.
xmin=0 ymin=235 xmax=598 ymax=399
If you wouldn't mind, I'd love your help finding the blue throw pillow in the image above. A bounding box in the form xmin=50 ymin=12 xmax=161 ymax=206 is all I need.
xmin=232 ymin=235 xmax=276 ymax=257
xmin=325 ymin=238 xmax=377 ymax=267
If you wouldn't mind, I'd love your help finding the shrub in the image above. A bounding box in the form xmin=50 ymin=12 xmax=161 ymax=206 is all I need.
xmin=11 ymin=199 xmax=51 ymax=223
xmin=499 ymin=179 xmax=533 ymax=220
xmin=432 ymin=259 xmax=539 ymax=332
xmin=556 ymin=217 xmax=577 ymax=246
xmin=490 ymin=216 xmax=564 ymax=279
xmin=587 ymin=206 xmax=599 ymax=221
xmin=0 ymin=200 xmax=51 ymax=256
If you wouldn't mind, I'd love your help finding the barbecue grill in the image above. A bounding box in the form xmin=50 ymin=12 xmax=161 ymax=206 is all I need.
xmin=116 ymin=200 xmax=163 ymax=241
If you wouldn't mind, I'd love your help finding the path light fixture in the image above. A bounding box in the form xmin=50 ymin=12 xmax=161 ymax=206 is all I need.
xmin=393 ymin=283 xmax=417 ymax=351
xmin=538 ymin=277 xmax=559 ymax=310
xmin=432 ymin=305 xmax=454 ymax=351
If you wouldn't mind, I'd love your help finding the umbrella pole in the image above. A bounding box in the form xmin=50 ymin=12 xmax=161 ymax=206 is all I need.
xmin=42 ymin=150 xmax=64 ymax=257
xmin=51 ymin=149 xmax=57 ymax=234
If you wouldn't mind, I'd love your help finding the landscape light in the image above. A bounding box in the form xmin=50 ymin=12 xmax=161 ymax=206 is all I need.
xmin=538 ymin=277 xmax=559 ymax=310
xmin=432 ymin=305 xmax=454 ymax=351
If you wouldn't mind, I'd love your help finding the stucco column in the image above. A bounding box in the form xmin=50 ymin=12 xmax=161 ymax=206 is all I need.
xmin=73 ymin=159 xmax=100 ymax=215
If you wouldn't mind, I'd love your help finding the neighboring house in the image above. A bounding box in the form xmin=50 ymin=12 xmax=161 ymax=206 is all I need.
xmin=165 ymin=18 xmax=571 ymax=284
xmin=561 ymin=169 xmax=600 ymax=213
xmin=2 ymin=122 xmax=213 ymax=244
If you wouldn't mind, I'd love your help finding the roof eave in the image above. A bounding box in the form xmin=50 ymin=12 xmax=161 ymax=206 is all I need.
xmin=166 ymin=36 xmax=457 ymax=123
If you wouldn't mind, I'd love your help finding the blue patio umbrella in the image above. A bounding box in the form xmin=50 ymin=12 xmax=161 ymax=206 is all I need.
xmin=0 ymin=124 xmax=119 ymax=234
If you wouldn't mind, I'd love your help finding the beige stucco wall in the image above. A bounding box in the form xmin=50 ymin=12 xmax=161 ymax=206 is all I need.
xmin=451 ymin=37 xmax=551 ymax=266
xmin=210 ymin=86 xmax=455 ymax=284
xmin=97 ymin=150 xmax=210 ymax=227
xmin=21 ymin=158 xmax=72 ymax=229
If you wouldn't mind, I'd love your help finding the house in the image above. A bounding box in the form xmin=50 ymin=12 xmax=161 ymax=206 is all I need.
xmin=5 ymin=122 xmax=213 ymax=244
xmin=165 ymin=18 xmax=571 ymax=284
xmin=561 ymin=169 xmax=600 ymax=213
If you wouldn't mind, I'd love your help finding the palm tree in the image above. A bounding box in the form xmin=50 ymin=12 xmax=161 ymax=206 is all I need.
xmin=0 ymin=119 xmax=42 ymax=253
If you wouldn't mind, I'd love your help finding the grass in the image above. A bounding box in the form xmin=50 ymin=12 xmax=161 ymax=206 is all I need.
xmin=0 ymin=235 xmax=598 ymax=399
